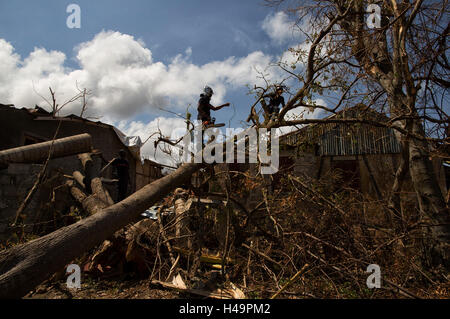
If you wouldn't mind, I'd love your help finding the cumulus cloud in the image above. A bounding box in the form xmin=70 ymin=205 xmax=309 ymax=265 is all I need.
xmin=262 ymin=11 xmax=296 ymax=45
xmin=0 ymin=31 xmax=280 ymax=123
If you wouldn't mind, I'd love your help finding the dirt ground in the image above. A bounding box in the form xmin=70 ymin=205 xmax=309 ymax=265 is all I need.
xmin=25 ymin=275 xmax=179 ymax=299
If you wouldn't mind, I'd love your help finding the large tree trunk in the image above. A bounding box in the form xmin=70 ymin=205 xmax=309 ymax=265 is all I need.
xmin=388 ymin=106 xmax=449 ymax=267
xmin=389 ymin=99 xmax=449 ymax=266
xmin=408 ymin=120 xmax=450 ymax=266
xmin=336 ymin=0 xmax=449 ymax=266
xmin=388 ymin=141 xmax=410 ymax=232
xmin=0 ymin=134 xmax=92 ymax=168
xmin=0 ymin=162 xmax=200 ymax=298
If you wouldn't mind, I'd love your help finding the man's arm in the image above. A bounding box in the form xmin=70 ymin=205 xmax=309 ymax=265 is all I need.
xmin=210 ymin=102 xmax=230 ymax=111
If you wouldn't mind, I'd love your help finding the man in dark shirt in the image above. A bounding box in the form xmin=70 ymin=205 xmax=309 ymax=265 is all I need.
xmin=111 ymin=149 xmax=130 ymax=202
xmin=197 ymin=86 xmax=230 ymax=126
xmin=264 ymin=85 xmax=285 ymax=119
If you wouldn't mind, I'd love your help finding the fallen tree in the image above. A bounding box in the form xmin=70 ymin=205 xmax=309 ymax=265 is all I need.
xmin=0 ymin=134 xmax=92 ymax=168
xmin=0 ymin=162 xmax=200 ymax=298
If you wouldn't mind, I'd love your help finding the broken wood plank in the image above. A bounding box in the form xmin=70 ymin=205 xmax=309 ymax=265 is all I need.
xmin=151 ymin=279 xmax=245 ymax=299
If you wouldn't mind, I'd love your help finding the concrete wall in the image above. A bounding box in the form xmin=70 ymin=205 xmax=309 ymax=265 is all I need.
xmin=0 ymin=154 xmax=109 ymax=239
xmin=0 ymin=163 xmax=43 ymax=234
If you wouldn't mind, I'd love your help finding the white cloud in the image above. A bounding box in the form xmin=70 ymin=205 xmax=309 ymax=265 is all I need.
xmin=0 ymin=30 xmax=281 ymax=123
xmin=262 ymin=11 xmax=296 ymax=45
xmin=0 ymin=39 xmax=20 ymax=99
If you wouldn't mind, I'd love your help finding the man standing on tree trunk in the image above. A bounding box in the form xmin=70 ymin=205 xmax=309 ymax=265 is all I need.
xmin=197 ymin=86 xmax=230 ymax=128
xmin=264 ymin=85 xmax=285 ymax=120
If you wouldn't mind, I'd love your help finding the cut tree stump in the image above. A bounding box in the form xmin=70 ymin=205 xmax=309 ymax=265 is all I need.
xmin=72 ymin=171 xmax=86 ymax=189
xmin=91 ymin=177 xmax=114 ymax=206
xmin=70 ymin=185 xmax=109 ymax=215
xmin=77 ymin=153 xmax=94 ymax=194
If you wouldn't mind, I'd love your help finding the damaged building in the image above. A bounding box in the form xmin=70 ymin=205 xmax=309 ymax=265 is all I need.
xmin=277 ymin=106 xmax=448 ymax=198
xmin=0 ymin=104 xmax=162 ymax=239
xmin=213 ymin=106 xmax=447 ymax=210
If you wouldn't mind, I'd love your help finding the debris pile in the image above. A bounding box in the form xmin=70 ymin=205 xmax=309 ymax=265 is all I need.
xmin=1 ymin=133 xmax=448 ymax=299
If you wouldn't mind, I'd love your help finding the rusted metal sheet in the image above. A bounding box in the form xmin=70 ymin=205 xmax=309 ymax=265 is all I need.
xmin=0 ymin=133 xmax=92 ymax=166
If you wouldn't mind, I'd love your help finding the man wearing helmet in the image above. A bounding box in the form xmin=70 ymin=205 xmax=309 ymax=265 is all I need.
xmin=197 ymin=86 xmax=230 ymax=127
xmin=264 ymin=85 xmax=285 ymax=120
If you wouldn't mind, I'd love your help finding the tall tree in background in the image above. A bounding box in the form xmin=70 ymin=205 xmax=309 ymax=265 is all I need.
xmin=259 ymin=0 xmax=449 ymax=266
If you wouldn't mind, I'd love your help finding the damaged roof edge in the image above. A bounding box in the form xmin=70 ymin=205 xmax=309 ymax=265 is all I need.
xmin=0 ymin=103 xmax=156 ymax=164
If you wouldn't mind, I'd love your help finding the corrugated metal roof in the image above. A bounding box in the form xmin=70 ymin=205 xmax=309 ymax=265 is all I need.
xmin=280 ymin=107 xmax=401 ymax=156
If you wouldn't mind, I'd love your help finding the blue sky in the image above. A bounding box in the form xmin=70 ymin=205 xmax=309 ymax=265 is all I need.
xmin=0 ymin=0 xmax=310 ymax=164
xmin=0 ymin=1 xmax=278 ymax=64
